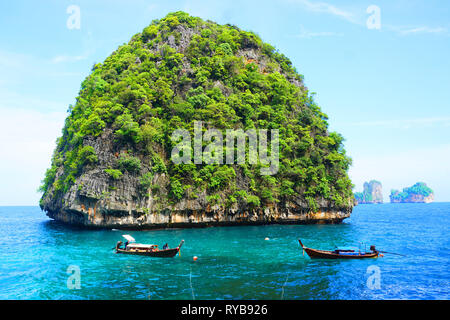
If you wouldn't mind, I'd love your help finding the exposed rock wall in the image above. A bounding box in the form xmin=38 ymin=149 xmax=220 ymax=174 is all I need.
xmin=41 ymin=129 xmax=352 ymax=229
xmin=354 ymin=180 xmax=383 ymax=204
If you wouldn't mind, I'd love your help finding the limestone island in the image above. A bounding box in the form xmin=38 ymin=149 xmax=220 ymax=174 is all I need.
xmin=39 ymin=12 xmax=354 ymax=229
xmin=354 ymin=180 xmax=383 ymax=204
xmin=390 ymin=182 xmax=434 ymax=203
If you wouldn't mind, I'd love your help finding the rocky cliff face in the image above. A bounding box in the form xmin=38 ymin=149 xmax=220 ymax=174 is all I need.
xmin=43 ymin=129 xmax=351 ymax=228
xmin=40 ymin=12 xmax=354 ymax=229
xmin=390 ymin=183 xmax=434 ymax=203
xmin=354 ymin=180 xmax=383 ymax=204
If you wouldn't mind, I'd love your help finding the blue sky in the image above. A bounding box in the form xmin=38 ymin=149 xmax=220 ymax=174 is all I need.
xmin=0 ymin=0 xmax=449 ymax=205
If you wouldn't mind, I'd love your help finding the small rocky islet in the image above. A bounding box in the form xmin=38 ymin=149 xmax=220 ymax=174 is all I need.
xmin=390 ymin=182 xmax=434 ymax=204
xmin=39 ymin=12 xmax=354 ymax=229
xmin=354 ymin=180 xmax=383 ymax=204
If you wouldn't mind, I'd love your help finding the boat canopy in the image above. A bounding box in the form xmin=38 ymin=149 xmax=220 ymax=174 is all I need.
xmin=122 ymin=235 xmax=136 ymax=243
xmin=336 ymin=246 xmax=359 ymax=251
xmin=127 ymin=243 xmax=156 ymax=249
xmin=336 ymin=252 xmax=361 ymax=255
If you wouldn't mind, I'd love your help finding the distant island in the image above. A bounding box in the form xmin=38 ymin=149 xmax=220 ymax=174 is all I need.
xmin=390 ymin=182 xmax=434 ymax=203
xmin=354 ymin=180 xmax=383 ymax=204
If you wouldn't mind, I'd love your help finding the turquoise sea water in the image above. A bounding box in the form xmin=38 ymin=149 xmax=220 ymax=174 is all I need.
xmin=0 ymin=203 xmax=449 ymax=300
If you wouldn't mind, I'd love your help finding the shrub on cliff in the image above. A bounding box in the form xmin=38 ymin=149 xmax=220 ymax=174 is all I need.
xmin=105 ymin=169 xmax=123 ymax=180
xmin=117 ymin=153 xmax=142 ymax=173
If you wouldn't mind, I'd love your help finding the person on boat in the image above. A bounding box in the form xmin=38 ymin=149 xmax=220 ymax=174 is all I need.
xmin=124 ymin=241 xmax=129 ymax=250
xmin=163 ymin=243 xmax=168 ymax=250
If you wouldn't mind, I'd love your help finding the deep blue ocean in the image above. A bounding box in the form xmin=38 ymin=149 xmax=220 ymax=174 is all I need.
xmin=0 ymin=203 xmax=449 ymax=300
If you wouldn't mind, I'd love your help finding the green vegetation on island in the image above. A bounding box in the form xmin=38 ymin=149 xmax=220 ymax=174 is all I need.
xmin=39 ymin=12 xmax=354 ymax=226
xmin=390 ymin=182 xmax=434 ymax=203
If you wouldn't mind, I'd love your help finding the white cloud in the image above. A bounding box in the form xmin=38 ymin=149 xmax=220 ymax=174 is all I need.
xmin=0 ymin=51 xmax=29 ymax=70
xmin=289 ymin=0 xmax=358 ymax=23
xmin=350 ymin=144 xmax=450 ymax=202
xmin=50 ymin=31 xmax=96 ymax=64
xmin=0 ymin=107 xmax=66 ymax=205
xmin=287 ymin=1 xmax=448 ymax=37
xmin=0 ymin=49 xmax=83 ymax=96
xmin=51 ymin=54 xmax=88 ymax=64
xmin=293 ymin=25 xmax=344 ymax=38
xmin=387 ymin=25 xmax=448 ymax=36
xmin=351 ymin=117 xmax=450 ymax=129
xmin=146 ymin=3 xmax=158 ymax=12
xmin=0 ymin=90 xmax=67 ymax=112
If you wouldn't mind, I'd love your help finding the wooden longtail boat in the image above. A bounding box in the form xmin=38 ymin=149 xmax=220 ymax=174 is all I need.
xmin=115 ymin=235 xmax=184 ymax=258
xmin=298 ymin=239 xmax=379 ymax=259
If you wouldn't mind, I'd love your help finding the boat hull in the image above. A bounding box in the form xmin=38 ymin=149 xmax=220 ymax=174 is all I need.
xmin=116 ymin=247 xmax=180 ymax=258
xmin=304 ymin=247 xmax=378 ymax=259
xmin=298 ymin=239 xmax=378 ymax=259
